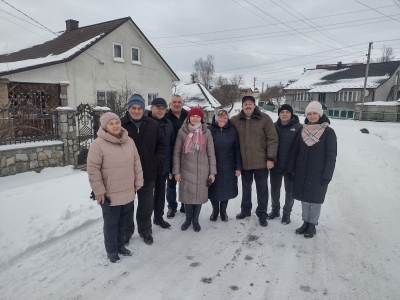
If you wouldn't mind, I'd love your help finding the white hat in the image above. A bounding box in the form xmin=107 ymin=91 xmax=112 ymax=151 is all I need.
xmin=305 ymin=101 xmax=323 ymax=117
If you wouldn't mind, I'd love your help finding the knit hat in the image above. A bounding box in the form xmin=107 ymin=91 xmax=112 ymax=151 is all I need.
xmin=127 ymin=94 xmax=145 ymax=110
xmin=242 ymin=95 xmax=256 ymax=104
xmin=151 ymin=97 xmax=167 ymax=107
xmin=305 ymin=101 xmax=323 ymax=117
xmin=100 ymin=112 xmax=120 ymax=130
xmin=278 ymin=104 xmax=293 ymax=115
xmin=187 ymin=107 xmax=204 ymax=121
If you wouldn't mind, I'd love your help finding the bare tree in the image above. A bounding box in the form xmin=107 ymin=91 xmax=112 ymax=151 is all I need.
xmin=211 ymin=74 xmax=243 ymax=112
xmin=376 ymin=45 xmax=396 ymax=62
xmin=259 ymin=84 xmax=284 ymax=107
xmin=193 ymin=55 xmax=215 ymax=90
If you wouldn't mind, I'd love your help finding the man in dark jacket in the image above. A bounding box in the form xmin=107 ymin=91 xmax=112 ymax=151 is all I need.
xmin=165 ymin=95 xmax=188 ymax=218
xmin=121 ymin=94 xmax=165 ymax=245
xmin=230 ymin=96 xmax=278 ymax=227
xmin=147 ymin=97 xmax=175 ymax=229
xmin=267 ymin=104 xmax=302 ymax=225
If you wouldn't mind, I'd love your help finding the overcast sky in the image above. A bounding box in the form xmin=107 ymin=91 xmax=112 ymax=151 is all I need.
xmin=1 ymin=0 xmax=400 ymax=89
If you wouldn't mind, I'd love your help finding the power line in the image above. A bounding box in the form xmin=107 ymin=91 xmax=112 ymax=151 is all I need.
xmin=354 ymin=0 xmax=400 ymax=23
xmin=0 ymin=8 xmax=45 ymax=30
xmin=0 ymin=0 xmax=59 ymax=35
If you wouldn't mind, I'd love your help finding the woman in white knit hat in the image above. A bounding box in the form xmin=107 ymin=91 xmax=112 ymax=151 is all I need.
xmin=288 ymin=101 xmax=337 ymax=238
xmin=87 ymin=112 xmax=143 ymax=263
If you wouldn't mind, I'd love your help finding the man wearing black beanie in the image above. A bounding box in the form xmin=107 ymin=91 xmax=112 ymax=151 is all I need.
xmin=267 ymin=104 xmax=301 ymax=224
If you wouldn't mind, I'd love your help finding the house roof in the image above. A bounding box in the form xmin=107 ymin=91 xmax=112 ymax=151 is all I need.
xmin=0 ymin=17 xmax=179 ymax=80
xmin=177 ymin=82 xmax=221 ymax=108
xmin=240 ymin=88 xmax=253 ymax=93
xmin=284 ymin=60 xmax=400 ymax=92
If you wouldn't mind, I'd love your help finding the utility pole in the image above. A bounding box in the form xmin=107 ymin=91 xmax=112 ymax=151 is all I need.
xmin=359 ymin=42 xmax=373 ymax=121
xmin=262 ymin=82 xmax=264 ymax=93
xmin=253 ymin=77 xmax=257 ymax=91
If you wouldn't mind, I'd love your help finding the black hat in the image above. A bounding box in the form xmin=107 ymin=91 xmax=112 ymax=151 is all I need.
xmin=278 ymin=104 xmax=293 ymax=115
xmin=242 ymin=95 xmax=256 ymax=104
xmin=151 ymin=97 xmax=167 ymax=107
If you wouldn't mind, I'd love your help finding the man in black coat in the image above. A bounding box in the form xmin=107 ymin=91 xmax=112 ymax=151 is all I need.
xmin=165 ymin=95 xmax=188 ymax=218
xmin=147 ymin=97 xmax=175 ymax=229
xmin=121 ymin=94 xmax=165 ymax=245
xmin=267 ymin=104 xmax=302 ymax=225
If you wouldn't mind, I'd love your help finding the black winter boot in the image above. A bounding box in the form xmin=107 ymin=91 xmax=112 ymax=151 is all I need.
xmin=220 ymin=201 xmax=229 ymax=222
xmin=210 ymin=201 xmax=219 ymax=221
xmin=118 ymin=246 xmax=132 ymax=256
xmin=267 ymin=210 xmax=280 ymax=220
xmin=180 ymin=203 xmax=185 ymax=213
xmin=304 ymin=223 xmax=317 ymax=238
xmin=181 ymin=204 xmax=193 ymax=231
xmin=281 ymin=214 xmax=291 ymax=225
xmin=192 ymin=204 xmax=202 ymax=232
xmin=295 ymin=221 xmax=308 ymax=234
xmin=107 ymin=253 xmax=120 ymax=263
xmin=153 ymin=218 xmax=171 ymax=229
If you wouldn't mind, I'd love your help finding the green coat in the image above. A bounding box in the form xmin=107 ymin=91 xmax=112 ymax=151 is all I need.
xmin=230 ymin=106 xmax=278 ymax=170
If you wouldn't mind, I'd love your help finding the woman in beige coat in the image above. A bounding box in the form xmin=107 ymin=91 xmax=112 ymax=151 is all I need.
xmin=87 ymin=112 xmax=143 ymax=263
xmin=173 ymin=108 xmax=217 ymax=232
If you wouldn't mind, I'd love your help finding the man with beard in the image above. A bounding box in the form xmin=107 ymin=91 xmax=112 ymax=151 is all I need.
xmin=230 ymin=96 xmax=278 ymax=227
xmin=267 ymin=104 xmax=302 ymax=225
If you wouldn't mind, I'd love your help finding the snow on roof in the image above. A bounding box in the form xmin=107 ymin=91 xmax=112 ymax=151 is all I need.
xmin=285 ymin=67 xmax=389 ymax=91
xmin=175 ymin=82 xmax=221 ymax=108
xmin=0 ymin=34 xmax=104 ymax=73
xmin=355 ymin=101 xmax=400 ymax=106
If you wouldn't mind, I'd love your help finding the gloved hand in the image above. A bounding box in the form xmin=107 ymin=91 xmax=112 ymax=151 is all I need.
xmin=90 ymin=191 xmax=111 ymax=213
xmin=287 ymin=173 xmax=294 ymax=181
xmin=321 ymin=179 xmax=330 ymax=186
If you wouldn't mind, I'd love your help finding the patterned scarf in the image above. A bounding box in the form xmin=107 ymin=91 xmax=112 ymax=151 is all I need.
xmin=183 ymin=123 xmax=206 ymax=154
xmin=301 ymin=122 xmax=329 ymax=146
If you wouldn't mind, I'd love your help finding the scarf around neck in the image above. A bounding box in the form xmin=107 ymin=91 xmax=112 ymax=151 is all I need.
xmin=301 ymin=122 xmax=329 ymax=146
xmin=183 ymin=123 xmax=206 ymax=154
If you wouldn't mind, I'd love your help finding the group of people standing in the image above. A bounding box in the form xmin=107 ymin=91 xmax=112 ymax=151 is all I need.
xmin=87 ymin=93 xmax=337 ymax=263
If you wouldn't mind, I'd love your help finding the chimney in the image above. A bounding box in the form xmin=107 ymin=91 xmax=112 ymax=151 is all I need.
xmin=65 ymin=19 xmax=79 ymax=32
xmin=337 ymin=61 xmax=342 ymax=69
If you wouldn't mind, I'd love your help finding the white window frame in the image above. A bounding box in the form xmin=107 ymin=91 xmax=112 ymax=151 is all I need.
xmin=148 ymin=93 xmax=158 ymax=103
xmin=113 ymin=43 xmax=124 ymax=63
xmin=131 ymin=46 xmax=141 ymax=65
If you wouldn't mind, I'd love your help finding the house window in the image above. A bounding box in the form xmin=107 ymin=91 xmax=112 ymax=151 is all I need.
xmin=131 ymin=47 xmax=141 ymax=65
xmin=337 ymin=91 xmax=360 ymax=102
xmin=148 ymin=93 xmax=158 ymax=103
xmin=113 ymin=43 xmax=124 ymax=62
xmin=97 ymin=91 xmax=117 ymax=106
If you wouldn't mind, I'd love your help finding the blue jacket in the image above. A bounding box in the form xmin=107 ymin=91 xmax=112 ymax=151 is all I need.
xmin=208 ymin=117 xmax=242 ymax=202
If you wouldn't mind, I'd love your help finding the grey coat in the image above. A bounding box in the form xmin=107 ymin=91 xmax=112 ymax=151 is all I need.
xmin=172 ymin=121 xmax=217 ymax=204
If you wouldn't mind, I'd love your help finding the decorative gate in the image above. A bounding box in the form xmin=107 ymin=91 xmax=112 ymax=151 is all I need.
xmin=76 ymin=103 xmax=98 ymax=166
xmin=0 ymin=83 xmax=59 ymax=145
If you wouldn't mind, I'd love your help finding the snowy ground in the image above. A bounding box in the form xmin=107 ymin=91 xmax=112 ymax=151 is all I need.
xmin=1 ymin=113 xmax=400 ymax=300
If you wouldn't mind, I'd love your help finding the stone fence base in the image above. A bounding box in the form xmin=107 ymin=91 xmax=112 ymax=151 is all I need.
xmin=0 ymin=141 xmax=64 ymax=176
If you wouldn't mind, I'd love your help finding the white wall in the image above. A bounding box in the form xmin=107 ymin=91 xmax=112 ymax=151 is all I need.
xmin=1 ymin=21 xmax=177 ymax=109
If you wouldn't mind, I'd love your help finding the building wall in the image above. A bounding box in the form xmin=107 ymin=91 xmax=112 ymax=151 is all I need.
xmin=374 ymin=67 xmax=400 ymax=101
xmin=0 ymin=21 xmax=177 ymax=108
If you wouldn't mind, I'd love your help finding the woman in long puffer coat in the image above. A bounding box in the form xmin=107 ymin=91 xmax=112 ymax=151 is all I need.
xmin=172 ymin=108 xmax=217 ymax=232
xmin=288 ymin=101 xmax=337 ymax=238
xmin=87 ymin=112 xmax=143 ymax=263
xmin=208 ymin=109 xmax=242 ymax=222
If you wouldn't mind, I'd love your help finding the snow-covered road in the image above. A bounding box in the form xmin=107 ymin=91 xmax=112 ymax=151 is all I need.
xmin=1 ymin=115 xmax=399 ymax=300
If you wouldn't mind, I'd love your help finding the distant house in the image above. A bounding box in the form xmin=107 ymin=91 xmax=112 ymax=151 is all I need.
xmin=0 ymin=17 xmax=179 ymax=110
xmin=283 ymin=61 xmax=400 ymax=111
xmin=239 ymin=88 xmax=253 ymax=98
xmin=176 ymin=82 xmax=221 ymax=123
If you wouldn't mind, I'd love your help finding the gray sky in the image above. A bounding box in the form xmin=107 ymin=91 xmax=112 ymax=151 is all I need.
xmin=1 ymin=0 xmax=400 ymax=89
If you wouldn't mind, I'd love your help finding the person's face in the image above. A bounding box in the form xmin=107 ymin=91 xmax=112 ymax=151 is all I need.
xmin=307 ymin=112 xmax=320 ymax=124
xmin=242 ymin=100 xmax=256 ymax=116
xmin=217 ymin=114 xmax=228 ymax=128
xmin=170 ymin=96 xmax=183 ymax=114
xmin=279 ymin=110 xmax=292 ymax=124
xmin=189 ymin=115 xmax=202 ymax=125
xmin=128 ymin=104 xmax=144 ymax=120
xmin=151 ymin=105 xmax=167 ymax=119
xmin=106 ymin=119 xmax=122 ymax=137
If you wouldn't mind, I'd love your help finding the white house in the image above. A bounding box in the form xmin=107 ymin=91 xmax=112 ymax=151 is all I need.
xmin=0 ymin=17 xmax=179 ymax=110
